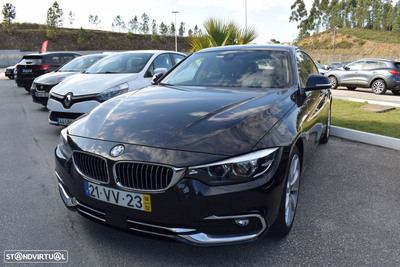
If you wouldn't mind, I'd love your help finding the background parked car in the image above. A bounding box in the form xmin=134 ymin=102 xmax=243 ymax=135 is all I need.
xmin=47 ymin=50 xmax=186 ymax=126
xmin=15 ymin=51 xmax=81 ymax=92
xmin=315 ymin=61 xmax=327 ymax=75
xmin=5 ymin=65 xmax=16 ymax=79
xmin=30 ymin=54 xmax=108 ymax=106
xmin=326 ymin=58 xmax=400 ymax=95
xmin=55 ymin=45 xmax=332 ymax=246
xmin=326 ymin=61 xmax=351 ymax=70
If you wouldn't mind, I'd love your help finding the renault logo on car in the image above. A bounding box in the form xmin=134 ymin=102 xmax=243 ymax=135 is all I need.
xmin=64 ymin=93 xmax=73 ymax=108
xmin=110 ymin=145 xmax=125 ymax=157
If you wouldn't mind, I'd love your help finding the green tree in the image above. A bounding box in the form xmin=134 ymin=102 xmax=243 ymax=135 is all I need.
xmin=2 ymin=3 xmax=16 ymax=32
xmin=169 ymin=22 xmax=175 ymax=36
xmin=179 ymin=22 xmax=185 ymax=36
xmin=140 ymin=13 xmax=149 ymax=34
xmin=68 ymin=11 xmax=74 ymax=26
xmin=113 ymin=15 xmax=124 ymax=32
xmin=89 ymin=15 xmax=101 ymax=29
xmin=188 ymin=28 xmax=193 ymax=36
xmin=188 ymin=18 xmax=259 ymax=52
xmin=151 ymin=19 xmax=157 ymax=35
xmin=46 ymin=1 xmax=63 ymax=28
xmin=46 ymin=1 xmax=63 ymax=39
xmin=128 ymin=16 xmax=139 ymax=33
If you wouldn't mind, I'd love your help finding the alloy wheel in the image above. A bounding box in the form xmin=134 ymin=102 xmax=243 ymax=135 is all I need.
xmin=285 ymin=154 xmax=300 ymax=227
xmin=372 ymin=80 xmax=385 ymax=94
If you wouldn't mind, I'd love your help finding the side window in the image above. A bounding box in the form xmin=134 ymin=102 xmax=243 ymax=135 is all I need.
xmin=45 ymin=56 xmax=61 ymax=64
xmin=146 ymin=54 xmax=173 ymax=77
xmin=379 ymin=62 xmax=389 ymax=68
xmin=346 ymin=61 xmax=363 ymax=70
xmin=364 ymin=61 xmax=379 ymax=70
xmin=62 ymin=55 xmax=76 ymax=64
xmin=172 ymin=54 xmax=185 ymax=65
xmin=296 ymin=51 xmax=317 ymax=86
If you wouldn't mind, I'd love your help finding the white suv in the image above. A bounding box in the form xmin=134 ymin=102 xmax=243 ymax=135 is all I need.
xmin=47 ymin=50 xmax=186 ymax=126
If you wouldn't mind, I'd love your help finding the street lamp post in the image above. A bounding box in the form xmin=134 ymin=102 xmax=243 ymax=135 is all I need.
xmin=245 ymin=0 xmax=247 ymax=30
xmin=172 ymin=11 xmax=179 ymax=52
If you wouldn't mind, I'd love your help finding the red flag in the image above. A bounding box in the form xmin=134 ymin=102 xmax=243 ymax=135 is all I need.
xmin=41 ymin=40 xmax=48 ymax=53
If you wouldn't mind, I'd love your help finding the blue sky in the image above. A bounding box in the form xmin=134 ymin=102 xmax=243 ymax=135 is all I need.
xmin=2 ymin=0 xmax=314 ymax=44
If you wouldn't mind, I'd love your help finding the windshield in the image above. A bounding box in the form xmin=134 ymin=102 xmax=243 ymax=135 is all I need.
xmin=59 ymin=55 xmax=106 ymax=72
xmin=19 ymin=56 xmax=43 ymax=65
xmin=161 ymin=50 xmax=292 ymax=88
xmin=85 ymin=53 xmax=153 ymax=74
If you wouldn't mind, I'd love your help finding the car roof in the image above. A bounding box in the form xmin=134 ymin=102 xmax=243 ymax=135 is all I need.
xmin=195 ymin=44 xmax=297 ymax=53
xmin=357 ymin=58 xmax=394 ymax=62
xmin=23 ymin=51 xmax=81 ymax=57
xmin=120 ymin=50 xmax=186 ymax=56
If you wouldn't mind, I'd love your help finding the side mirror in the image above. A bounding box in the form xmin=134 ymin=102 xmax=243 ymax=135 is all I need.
xmin=154 ymin=67 xmax=167 ymax=75
xmin=304 ymin=74 xmax=331 ymax=91
xmin=344 ymin=66 xmax=349 ymax=70
xmin=151 ymin=72 xmax=164 ymax=85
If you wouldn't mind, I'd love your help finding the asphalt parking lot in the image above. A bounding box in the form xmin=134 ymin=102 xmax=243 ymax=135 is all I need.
xmin=1 ymin=72 xmax=400 ymax=266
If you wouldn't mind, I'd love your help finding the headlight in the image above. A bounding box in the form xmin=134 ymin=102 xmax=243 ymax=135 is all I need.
xmin=96 ymin=83 xmax=129 ymax=102
xmin=188 ymin=148 xmax=279 ymax=185
xmin=31 ymin=82 xmax=37 ymax=91
xmin=59 ymin=128 xmax=73 ymax=159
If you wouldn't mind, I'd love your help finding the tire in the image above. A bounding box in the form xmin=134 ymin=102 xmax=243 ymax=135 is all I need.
xmin=347 ymin=87 xmax=356 ymax=90
xmin=24 ymin=86 xmax=30 ymax=92
xmin=329 ymin=76 xmax=338 ymax=89
xmin=392 ymin=90 xmax=400 ymax=96
xmin=371 ymin=79 xmax=387 ymax=95
xmin=269 ymin=146 xmax=301 ymax=237
xmin=320 ymin=106 xmax=331 ymax=144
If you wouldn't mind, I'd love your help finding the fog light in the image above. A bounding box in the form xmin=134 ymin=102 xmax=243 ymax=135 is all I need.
xmin=235 ymin=219 xmax=250 ymax=227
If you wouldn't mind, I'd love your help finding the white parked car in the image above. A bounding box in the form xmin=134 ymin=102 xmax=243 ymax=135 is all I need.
xmin=47 ymin=50 xmax=186 ymax=126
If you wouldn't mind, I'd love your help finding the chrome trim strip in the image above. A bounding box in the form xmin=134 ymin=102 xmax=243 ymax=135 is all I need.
xmin=113 ymin=161 xmax=185 ymax=194
xmin=128 ymin=227 xmax=174 ymax=238
xmin=178 ymin=214 xmax=266 ymax=245
xmin=127 ymin=219 xmax=196 ymax=233
xmin=72 ymin=151 xmax=110 ymax=185
xmin=189 ymin=148 xmax=279 ymax=169
xmin=58 ymin=182 xmax=76 ymax=208
xmin=75 ymin=200 xmax=105 ymax=216
xmin=77 ymin=208 xmax=106 ymax=222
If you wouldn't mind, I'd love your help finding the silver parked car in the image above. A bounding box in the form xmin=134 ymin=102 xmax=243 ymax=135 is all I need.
xmin=326 ymin=58 xmax=400 ymax=95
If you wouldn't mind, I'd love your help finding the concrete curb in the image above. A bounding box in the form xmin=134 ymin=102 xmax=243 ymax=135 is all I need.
xmin=331 ymin=126 xmax=400 ymax=151
xmin=333 ymin=96 xmax=400 ymax=108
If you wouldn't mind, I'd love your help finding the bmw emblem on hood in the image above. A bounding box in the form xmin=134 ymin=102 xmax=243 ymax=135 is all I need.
xmin=110 ymin=145 xmax=125 ymax=157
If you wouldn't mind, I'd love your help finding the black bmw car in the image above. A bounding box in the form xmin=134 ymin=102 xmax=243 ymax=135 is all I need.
xmin=30 ymin=54 xmax=108 ymax=106
xmin=55 ymin=45 xmax=332 ymax=246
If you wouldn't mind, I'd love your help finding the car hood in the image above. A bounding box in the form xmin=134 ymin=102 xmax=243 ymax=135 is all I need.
xmin=69 ymin=86 xmax=296 ymax=156
xmin=34 ymin=71 xmax=78 ymax=85
xmin=52 ymin=73 xmax=138 ymax=96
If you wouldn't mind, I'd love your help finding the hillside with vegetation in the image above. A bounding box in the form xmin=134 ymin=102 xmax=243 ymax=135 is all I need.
xmin=0 ymin=23 xmax=191 ymax=52
xmin=297 ymin=28 xmax=400 ymax=65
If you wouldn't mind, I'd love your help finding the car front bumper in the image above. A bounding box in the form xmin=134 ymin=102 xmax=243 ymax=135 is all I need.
xmin=47 ymin=98 xmax=99 ymax=125
xmin=55 ymin=137 xmax=290 ymax=246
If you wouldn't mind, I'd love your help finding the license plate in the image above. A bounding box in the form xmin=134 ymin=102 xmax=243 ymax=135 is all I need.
xmin=57 ymin=118 xmax=74 ymax=126
xmin=84 ymin=180 xmax=152 ymax=212
xmin=22 ymin=69 xmax=32 ymax=73
xmin=35 ymin=92 xmax=49 ymax=97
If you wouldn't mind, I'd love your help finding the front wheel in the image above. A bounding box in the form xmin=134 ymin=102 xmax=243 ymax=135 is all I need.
xmin=392 ymin=90 xmax=400 ymax=96
xmin=24 ymin=86 xmax=30 ymax=92
xmin=329 ymin=76 xmax=338 ymax=89
xmin=269 ymin=146 xmax=301 ymax=237
xmin=371 ymin=79 xmax=387 ymax=95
